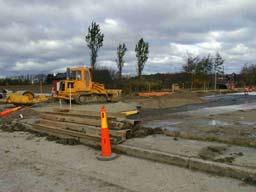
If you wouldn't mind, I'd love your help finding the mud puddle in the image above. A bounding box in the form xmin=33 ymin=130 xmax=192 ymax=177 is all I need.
xmin=144 ymin=119 xmax=231 ymax=130
xmin=143 ymin=120 xmax=180 ymax=131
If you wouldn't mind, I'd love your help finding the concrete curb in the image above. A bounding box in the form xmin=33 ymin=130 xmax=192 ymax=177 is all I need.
xmin=113 ymin=144 xmax=256 ymax=182
xmin=189 ymin=157 xmax=256 ymax=180
xmin=15 ymin=123 xmax=256 ymax=183
xmin=113 ymin=144 xmax=189 ymax=167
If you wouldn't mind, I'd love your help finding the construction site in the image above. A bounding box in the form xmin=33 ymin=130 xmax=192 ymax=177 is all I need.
xmin=0 ymin=65 xmax=255 ymax=192
xmin=1 ymin=1 xmax=256 ymax=191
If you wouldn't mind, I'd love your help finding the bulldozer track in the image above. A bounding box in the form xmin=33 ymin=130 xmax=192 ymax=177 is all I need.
xmin=75 ymin=93 xmax=108 ymax=104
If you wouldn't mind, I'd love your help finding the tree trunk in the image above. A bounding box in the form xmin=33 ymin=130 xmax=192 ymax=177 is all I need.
xmin=190 ymin=73 xmax=193 ymax=91
xmin=91 ymin=55 xmax=96 ymax=71
xmin=137 ymin=68 xmax=142 ymax=79
xmin=214 ymin=72 xmax=217 ymax=91
xmin=90 ymin=48 xmax=97 ymax=72
xmin=119 ymin=69 xmax=122 ymax=80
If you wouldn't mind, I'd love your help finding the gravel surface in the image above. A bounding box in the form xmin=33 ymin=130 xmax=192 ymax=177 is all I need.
xmin=33 ymin=101 xmax=138 ymax=114
xmin=0 ymin=130 xmax=255 ymax=192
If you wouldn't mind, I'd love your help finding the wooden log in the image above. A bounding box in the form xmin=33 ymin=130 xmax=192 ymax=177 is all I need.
xmin=40 ymin=113 xmax=133 ymax=130
xmin=23 ymin=122 xmax=122 ymax=144
xmin=22 ymin=123 xmax=76 ymax=140
xmin=40 ymin=113 xmax=100 ymax=127
xmin=38 ymin=119 xmax=128 ymax=141
xmin=51 ymin=109 xmax=125 ymax=119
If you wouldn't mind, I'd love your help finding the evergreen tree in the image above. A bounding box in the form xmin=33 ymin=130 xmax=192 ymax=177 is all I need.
xmin=135 ymin=38 xmax=149 ymax=79
xmin=116 ymin=43 xmax=127 ymax=79
xmin=213 ymin=52 xmax=224 ymax=90
xmin=85 ymin=22 xmax=104 ymax=71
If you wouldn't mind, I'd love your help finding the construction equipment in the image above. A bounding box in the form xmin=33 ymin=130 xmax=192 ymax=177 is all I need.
xmin=54 ymin=66 xmax=121 ymax=104
xmin=0 ymin=89 xmax=48 ymax=105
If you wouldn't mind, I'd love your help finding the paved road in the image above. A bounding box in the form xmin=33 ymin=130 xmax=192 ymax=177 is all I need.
xmin=0 ymin=130 xmax=255 ymax=192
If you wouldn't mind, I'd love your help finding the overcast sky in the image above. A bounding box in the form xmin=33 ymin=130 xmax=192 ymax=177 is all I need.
xmin=0 ymin=0 xmax=255 ymax=77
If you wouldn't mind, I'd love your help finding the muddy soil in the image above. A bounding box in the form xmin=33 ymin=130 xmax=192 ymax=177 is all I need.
xmin=198 ymin=145 xmax=242 ymax=164
xmin=123 ymin=91 xmax=205 ymax=109
xmin=3 ymin=107 xmax=39 ymax=122
xmin=154 ymin=109 xmax=256 ymax=147
xmin=137 ymin=93 xmax=256 ymax=120
xmin=141 ymin=94 xmax=256 ymax=147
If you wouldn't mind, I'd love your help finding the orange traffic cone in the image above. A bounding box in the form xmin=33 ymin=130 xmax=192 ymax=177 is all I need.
xmin=97 ymin=106 xmax=117 ymax=161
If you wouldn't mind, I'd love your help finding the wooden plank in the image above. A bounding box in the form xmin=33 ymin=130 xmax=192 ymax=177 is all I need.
xmin=38 ymin=119 xmax=128 ymax=142
xmin=40 ymin=112 xmax=134 ymax=130
xmin=40 ymin=113 xmax=100 ymax=127
xmin=23 ymin=122 xmax=121 ymax=146
xmin=22 ymin=123 xmax=76 ymax=140
xmin=26 ymin=123 xmax=105 ymax=143
xmin=34 ymin=124 xmax=99 ymax=139
xmin=52 ymin=109 xmax=125 ymax=119
xmin=43 ymin=111 xmax=102 ymax=119
xmin=24 ymin=119 xmax=125 ymax=144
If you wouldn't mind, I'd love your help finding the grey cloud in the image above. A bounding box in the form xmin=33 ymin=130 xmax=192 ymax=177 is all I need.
xmin=0 ymin=0 xmax=255 ymax=77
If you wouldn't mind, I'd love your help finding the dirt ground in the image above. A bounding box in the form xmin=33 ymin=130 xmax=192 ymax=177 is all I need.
xmin=142 ymin=93 xmax=256 ymax=147
xmin=1 ymin=130 xmax=256 ymax=192
xmin=123 ymin=91 xmax=205 ymax=109
xmin=1 ymin=91 xmax=256 ymax=191
xmin=2 ymin=91 xmax=256 ymax=148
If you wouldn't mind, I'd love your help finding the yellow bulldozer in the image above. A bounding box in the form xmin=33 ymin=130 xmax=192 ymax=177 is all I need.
xmin=54 ymin=66 xmax=121 ymax=104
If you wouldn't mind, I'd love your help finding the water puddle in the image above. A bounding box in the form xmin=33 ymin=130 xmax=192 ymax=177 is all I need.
xmin=187 ymin=119 xmax=232 ymax=127
xmin=145 ymin=119 xmax=233 ymax=130
xmin=239 ymin=121 xmax=256 ymax=126
xmin=184 ymin=102 xmax=256 ymax=116
xmin=144 ymin=120 xmax=180 ymax=131
xmin=249 ymin=133 xmax=256 ymax=139
xmin=208 ymin=120 xmax=232 ymax=126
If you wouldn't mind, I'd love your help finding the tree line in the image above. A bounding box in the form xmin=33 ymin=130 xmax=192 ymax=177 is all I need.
xmin=182 ymin=52 xmax=224 ymax=90
xmin=240 ymin=64 xmax=256 ymax=86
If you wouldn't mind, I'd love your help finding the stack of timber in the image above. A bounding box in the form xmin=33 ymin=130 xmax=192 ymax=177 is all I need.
xmin=21 ymin=108 xmax=139 ymax=146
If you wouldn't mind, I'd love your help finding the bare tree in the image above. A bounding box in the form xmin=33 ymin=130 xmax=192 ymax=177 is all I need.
xmin=85 ymin=22 xmax=104 ymax=71
xmin=195 ymin=54 xmax=213 ymax=91
xmin=183 ymin=54 xmax=199 ymax=90
xmin=116 ymin=43 xmax=127 ymax=79
xmin=135 ymin=38 xmax=149 ymax=79
xmin=213 ymin=52 xmax=224 ymax=90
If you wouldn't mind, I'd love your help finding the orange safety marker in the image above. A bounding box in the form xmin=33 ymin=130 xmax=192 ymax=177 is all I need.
xmin=0 ymin=106 xmax=22 ymax=117
xmin=97 ymin=106 xmax=117 ymax=161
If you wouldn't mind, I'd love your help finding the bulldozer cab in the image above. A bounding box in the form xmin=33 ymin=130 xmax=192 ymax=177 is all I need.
xmin=68 ymin=69 xmax=82 ymax=80
xmin=56 ymin=67 xmax=93 ymax=95
xmin=67 ymin=67 xmax=90 ymax=80
xmin=66 ymin=67 xmax=92 ymax=89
